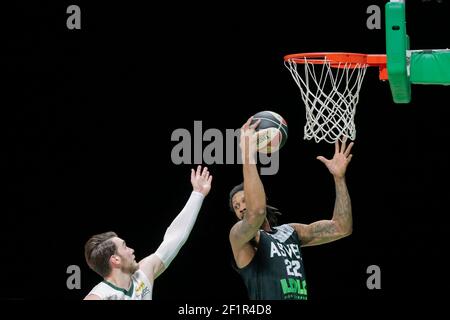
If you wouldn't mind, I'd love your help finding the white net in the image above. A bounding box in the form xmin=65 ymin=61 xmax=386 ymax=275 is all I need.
xmin=284 ymin=58 xmax=368 ymax=143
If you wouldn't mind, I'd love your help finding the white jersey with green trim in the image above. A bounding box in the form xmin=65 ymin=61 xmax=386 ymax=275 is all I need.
xmin=89 ymin=270 xmax=153 ymax=300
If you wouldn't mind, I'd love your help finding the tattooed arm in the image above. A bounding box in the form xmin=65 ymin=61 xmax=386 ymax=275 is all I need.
xmin=291 ymin=140 xmax=353 ymax=247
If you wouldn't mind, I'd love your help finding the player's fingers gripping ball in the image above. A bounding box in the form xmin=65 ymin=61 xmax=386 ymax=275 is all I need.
xmin=251 ymin=111 xmax=288 ymax=154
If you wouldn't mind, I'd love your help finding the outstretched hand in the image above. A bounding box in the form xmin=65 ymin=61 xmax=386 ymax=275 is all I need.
xmin=317 ymin=139 xmax=354 ymax=179
xmin=191 ymin=165 xmax=213 ymax=196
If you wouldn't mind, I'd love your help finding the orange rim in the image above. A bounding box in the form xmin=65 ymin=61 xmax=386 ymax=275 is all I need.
xmin=284 ymin=52 xmax=388 ymax=80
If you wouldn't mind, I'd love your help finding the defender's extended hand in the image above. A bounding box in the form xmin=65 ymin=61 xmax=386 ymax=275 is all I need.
xmin=191 ymin=165 xmax=213 ymax=196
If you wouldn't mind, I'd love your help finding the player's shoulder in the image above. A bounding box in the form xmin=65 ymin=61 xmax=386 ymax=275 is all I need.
xmin=133 ymin=269 xmax=148 ymax=281
xmin=85 ymin=281 xmax=109 ymax=300
xmin=84 ymin=294 xmax=101 ymax=300
xmin=229 ymin=220 xmax=241 ymax=237
xmin=229 ymin=220 xmax=261 ymax=238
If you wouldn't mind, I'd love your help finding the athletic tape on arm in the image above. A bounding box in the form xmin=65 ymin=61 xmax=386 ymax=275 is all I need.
xmin=155 ymin=191 xmax=205 ymax=268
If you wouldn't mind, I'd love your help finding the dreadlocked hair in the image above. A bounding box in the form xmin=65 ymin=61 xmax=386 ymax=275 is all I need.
xmin=266 ymin=205 xmax=282 ymax=226
xmin=229 ymin=182 xmax=282 ymax=226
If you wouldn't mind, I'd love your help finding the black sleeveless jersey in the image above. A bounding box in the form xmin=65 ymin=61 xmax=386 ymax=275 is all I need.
xmin=237 ymin=224 xmax=307 ymax=300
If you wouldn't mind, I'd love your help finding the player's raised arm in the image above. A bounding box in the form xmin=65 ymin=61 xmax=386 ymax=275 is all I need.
xmin=230 ymin=118 xmax=266 ymax=247
xmin=139 ymin=166 xmax=212 ymax=281
xmin=292 ymin=140 xmax=353 ymax=246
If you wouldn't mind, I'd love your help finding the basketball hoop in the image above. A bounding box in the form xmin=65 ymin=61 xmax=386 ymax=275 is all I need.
xmin=284 ymin=52 xmax=386 ymax=143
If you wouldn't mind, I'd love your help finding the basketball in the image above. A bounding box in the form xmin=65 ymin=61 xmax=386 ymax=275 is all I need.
xmin=251 ymin=111 xmax=288 ymax=154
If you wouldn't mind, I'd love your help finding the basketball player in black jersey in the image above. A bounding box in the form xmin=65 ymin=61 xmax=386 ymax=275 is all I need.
xmin=229 ymin=117 xmax=353 ymax=300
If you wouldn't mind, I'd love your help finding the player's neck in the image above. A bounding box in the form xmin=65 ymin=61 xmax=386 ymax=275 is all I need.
xmin=105 ymin=270 xmax=132 ymax=290
xmin=261 ymin=220 xmax=272 ymax=232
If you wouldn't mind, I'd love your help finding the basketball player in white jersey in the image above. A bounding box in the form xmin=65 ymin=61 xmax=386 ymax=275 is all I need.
xmin=84 ymin=165 xmax=212 ymax=300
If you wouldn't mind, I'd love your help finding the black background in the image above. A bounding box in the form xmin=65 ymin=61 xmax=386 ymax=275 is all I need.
xmin=1 ymin=0 xmax=449 ymax=308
